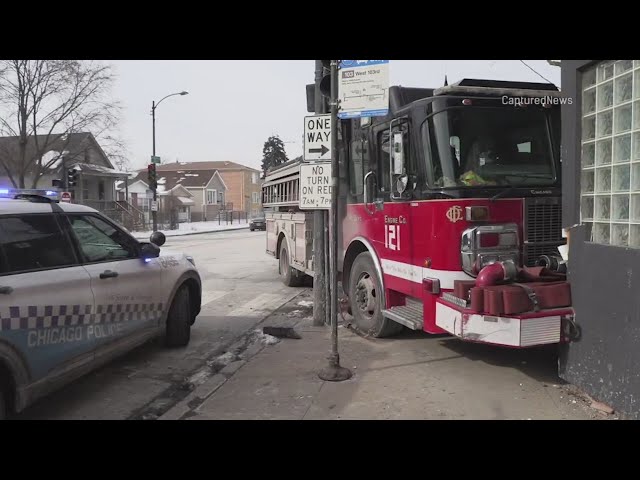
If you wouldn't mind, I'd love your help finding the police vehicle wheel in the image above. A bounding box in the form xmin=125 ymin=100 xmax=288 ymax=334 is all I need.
xmin=166 ymin=285 xmax=191 ymax=347
xmin=279 ymin=243 xmax=301 ymax=287
xmin=250 ymin=228 xmax=254 ymax=231
xmin=0 ymin=388 xmax=7 ymax=420
xmin=348 ymin=252 xmax=403 ymax=338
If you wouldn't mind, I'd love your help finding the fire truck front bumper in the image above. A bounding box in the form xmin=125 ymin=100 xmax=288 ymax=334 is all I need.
xmin=435 ymin=297 xmax=576 ymax=348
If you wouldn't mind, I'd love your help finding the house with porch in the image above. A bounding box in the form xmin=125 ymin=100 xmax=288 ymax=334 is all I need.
xmin=154 ymin=161 xmax=262 ymax=217
xmin=116 ymin=177 xmax=195 ymax=226
xmin=0 ymin=132 xmax=144 ymax=228
xmin=128 ymin=168 xmax=226 ymax=223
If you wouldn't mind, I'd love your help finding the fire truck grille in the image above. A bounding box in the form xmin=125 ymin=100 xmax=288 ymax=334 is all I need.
xmin=523 ymin=198 xmax=564 ymax=267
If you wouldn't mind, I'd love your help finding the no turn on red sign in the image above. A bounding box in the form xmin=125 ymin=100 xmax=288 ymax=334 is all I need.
xmin=299 ymin=163 xmax=332 ymax=210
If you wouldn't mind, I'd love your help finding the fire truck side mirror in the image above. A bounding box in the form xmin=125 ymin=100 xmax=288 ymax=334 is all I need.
xmin=450 ymin=136 xmax=461 ymax=165
xmin=392 ymin=133 xmax=405 ymax=175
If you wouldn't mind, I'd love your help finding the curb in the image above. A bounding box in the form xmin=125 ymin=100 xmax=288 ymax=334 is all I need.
xmin=158 ymin=290 xmax=310 ymax=421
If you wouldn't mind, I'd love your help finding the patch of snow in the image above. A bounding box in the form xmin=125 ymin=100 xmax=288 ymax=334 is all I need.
xmin=215 ymin=351 xmax=237 ymax=366
xmin=49 ymin=158 xmax=64 ymax=169
xmin=185 ymin=173 xmax=199 ymax=177
xmin=157 ymin=177 xmax=166 ymax=185
xmin=297 ymin=300 xmax=313 ymax=307
xmin=133 ymin=220 xmax=249 ymax=239
xmin=187 ymin=369 xmax=210 ymax=387
xmin=252 ymin=329 xmax=280 ymax=346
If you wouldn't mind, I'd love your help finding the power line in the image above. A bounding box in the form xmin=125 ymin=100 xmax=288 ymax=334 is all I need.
xmin=519 ymin=60 xmax=553 ymax=84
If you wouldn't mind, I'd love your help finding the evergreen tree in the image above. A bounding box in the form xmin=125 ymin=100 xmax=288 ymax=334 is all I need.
xmin=261 ymin=135 xmax=288 ymax=178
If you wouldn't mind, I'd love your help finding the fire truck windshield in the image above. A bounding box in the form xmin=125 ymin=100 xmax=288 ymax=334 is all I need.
xmin=423 ymin=105 xmax=557 ymax=189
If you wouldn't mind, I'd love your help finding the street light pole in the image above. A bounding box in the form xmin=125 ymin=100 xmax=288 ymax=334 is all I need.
xmin=152 ymin=100 xmax=157 ymax=232
xmin=151 ymin=91 xmax=188 ymax=232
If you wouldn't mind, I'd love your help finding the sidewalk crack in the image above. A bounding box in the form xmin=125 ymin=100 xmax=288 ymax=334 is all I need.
xmin=302 ymin=380 xmax=326 ymax=420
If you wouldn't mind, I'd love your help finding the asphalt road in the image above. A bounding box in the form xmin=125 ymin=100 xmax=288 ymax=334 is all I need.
xmin=16 ymin=229 xmax=306 ymax=420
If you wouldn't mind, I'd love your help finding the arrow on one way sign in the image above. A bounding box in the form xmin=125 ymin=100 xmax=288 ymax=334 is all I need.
xmin=309 ymin=145 xmax=329 ymax=156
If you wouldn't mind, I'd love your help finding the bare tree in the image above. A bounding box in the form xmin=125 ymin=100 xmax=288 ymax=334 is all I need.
xmin=0 ymin=60 xmax=125 ymax=188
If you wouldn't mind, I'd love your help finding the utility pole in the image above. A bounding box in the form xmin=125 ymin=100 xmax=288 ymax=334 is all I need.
xmin=318 ymin=60 xmax=352 ymax=382
xmin=152 ymin=100 xmax=158 ymax=232
xmin=312 ymin=60 xmax=327 ymax=327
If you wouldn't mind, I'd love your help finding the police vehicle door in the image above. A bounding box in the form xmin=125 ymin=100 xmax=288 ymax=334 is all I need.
xmin=0 ymin=213 xmax=96 ymax=384
xmin=62 ymin=213 xmax=163 ymax=352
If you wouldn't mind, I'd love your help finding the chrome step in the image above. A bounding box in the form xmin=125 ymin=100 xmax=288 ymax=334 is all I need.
xmin=383 ymin=298 xmax=424 ymax=330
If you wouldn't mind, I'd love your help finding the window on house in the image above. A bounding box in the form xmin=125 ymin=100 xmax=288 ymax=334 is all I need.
xmin=580 ymin=60 xmax=640 ymax=248
xmin=217 ymin=192 xmax=224 ymax=204
xmin=252 ymin=172 xmax=259 ymax=184
xmin=207 ymin=189 xmax=217 ymax=205
xmin=252 ymin=192 xmax=260 ymax=204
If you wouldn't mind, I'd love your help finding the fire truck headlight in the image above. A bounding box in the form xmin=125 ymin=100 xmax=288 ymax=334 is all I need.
xmin=460 ymin=224 xmax=520 ymax=277
xmin=465 ymin=206 xmax=490 ymax=222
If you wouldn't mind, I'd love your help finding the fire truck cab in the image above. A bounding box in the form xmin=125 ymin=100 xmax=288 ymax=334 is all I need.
xmin=268 ymin=78 xmax=574 ymax=348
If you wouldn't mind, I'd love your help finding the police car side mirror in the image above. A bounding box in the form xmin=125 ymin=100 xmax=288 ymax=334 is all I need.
xmin=150 ymin=231 xmax=166 ymax=247
xmin=140 ymin=242 xmax=160 ymax=259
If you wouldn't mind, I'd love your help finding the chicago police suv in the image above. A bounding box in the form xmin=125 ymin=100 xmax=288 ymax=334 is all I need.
xmin=0 ymin=189 xmax=202 ymax=419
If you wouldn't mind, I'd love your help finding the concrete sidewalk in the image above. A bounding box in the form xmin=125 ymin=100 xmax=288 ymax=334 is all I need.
xmin=177 ymin=293 xmax=605 ymax=420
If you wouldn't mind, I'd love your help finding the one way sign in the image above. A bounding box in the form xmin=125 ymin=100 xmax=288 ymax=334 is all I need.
xmin=304 ymin=114 xmax=332 ymax=161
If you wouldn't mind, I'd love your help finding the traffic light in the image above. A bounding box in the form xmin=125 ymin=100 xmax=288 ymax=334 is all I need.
xmin=306 ymin=61 xmax=332 ymax=114
xmin=319 ymin=60 xmax=332 ymax=98
xmin=67 ymin=168 xmax=78 ymax=188
xmin=147 ymin=163 xmax=157 ymax=190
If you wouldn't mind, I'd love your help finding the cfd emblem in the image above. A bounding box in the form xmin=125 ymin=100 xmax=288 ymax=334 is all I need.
xmin=446 ymin=205 xmax=463 ymax=223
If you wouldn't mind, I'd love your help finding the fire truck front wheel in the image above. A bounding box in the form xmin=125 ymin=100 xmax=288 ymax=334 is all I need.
xmin=280 ymin=243 xmax=302 ymax=287
xmin=349 ymin=252 xmax=403 ymax=338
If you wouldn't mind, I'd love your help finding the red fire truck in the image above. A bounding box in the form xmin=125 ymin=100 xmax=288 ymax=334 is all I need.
xmin=264 ymin=78 xmax=574 ymax=348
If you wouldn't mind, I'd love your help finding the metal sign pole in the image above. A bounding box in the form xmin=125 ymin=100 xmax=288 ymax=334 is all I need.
xmin=319 ymin=60 xmax=352 ymax=382
xmin=312 ymin=60 xmax=328 ymax=327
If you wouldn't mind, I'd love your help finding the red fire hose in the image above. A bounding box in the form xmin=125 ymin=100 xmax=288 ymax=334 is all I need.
xmin=476 ymin=261 xmax=517 ymax=288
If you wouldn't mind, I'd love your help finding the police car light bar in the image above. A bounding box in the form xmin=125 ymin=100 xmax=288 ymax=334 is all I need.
xmin=0 ymin=187 xmax=61 ymax=202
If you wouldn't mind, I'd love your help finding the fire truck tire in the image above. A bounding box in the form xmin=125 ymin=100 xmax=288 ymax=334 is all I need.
xmin=280 ymin=243 xmax=301 ymax=287
xmin=349 ymin=252 xmax=404 ymax=338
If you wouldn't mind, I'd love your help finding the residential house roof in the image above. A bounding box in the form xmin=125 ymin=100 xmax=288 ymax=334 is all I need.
xmin=0 ymin=132 xmax=115 ymax=173
xmin=154 ymin=161 xmax=260 ymax=172
xmin=131 ymin=169 xmax=227 ymax=192
xmin=115 ymin=177 xmax=194 ymax=201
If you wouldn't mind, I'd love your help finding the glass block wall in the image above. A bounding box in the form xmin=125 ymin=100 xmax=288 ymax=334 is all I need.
xmin=580 ymin=60 xmax=640 ymax=247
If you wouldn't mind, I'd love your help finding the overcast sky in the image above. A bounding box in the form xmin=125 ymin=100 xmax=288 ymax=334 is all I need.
xmin=110 ymin=60 xmax=560 ymax=172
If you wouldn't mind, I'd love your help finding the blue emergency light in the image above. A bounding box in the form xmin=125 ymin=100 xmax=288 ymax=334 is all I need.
xmin=0 ymin=187 xmax=61 ymax=201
